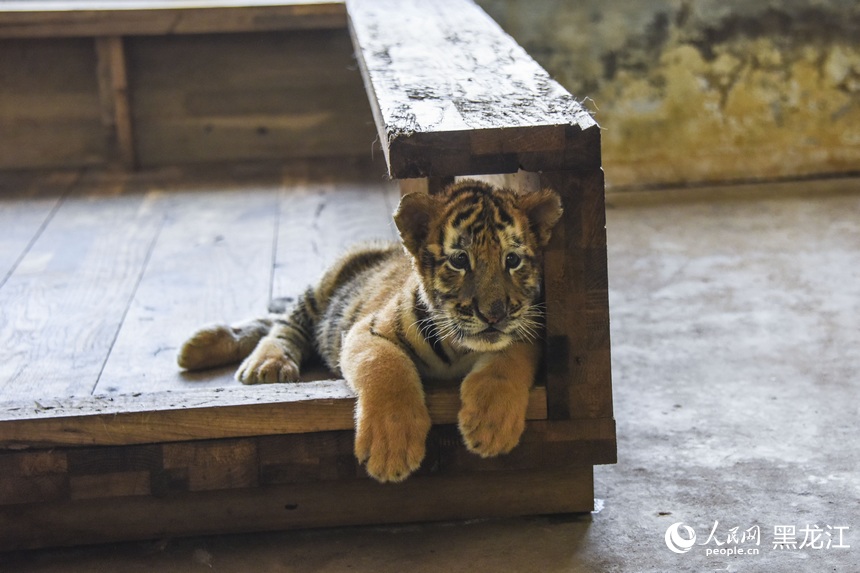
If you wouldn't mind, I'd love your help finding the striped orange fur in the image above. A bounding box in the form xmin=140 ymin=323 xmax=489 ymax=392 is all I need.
xmin=178 ymin=180 xmax=562 ymax=482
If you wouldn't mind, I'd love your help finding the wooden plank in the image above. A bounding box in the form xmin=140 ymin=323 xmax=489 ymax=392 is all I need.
xmin=0 ymin=382 xmax=548 ymax=448
xmin=346 ymin=0 xmax=599 ymax=179
xmin=540 ymin=169 xmax=614 ymax=421
xmin=126 ymin=30 xmax=376 ymax=167
xmin=462 ymin=170 xmax=542 ymax=195
xmin=0 ymin=449 xmax=69 ymax=505
xmin=0 ymin=419 xmax=606 ymax=505
xmin=94 ymin=37 xmax=117 ymax=147
xmin=398 ymin=176 xmax=455 ymax=196
xmin=0 ymin=172 xmax=77 ymax=286
xmin=431 ymin=419 xmax=616 ymax=473
xmin=0 ymin=466 xmax=593 ymax=550
xmin=95 ymin=174 xmax=281 ymax=395
xmin=69 ymin=471 xmax=151 ymax=500
xmin=0 ymin=38 xmax=107 ymax=170
xmin=0 ymin=173 xmax=165 ymax=401
xmin=273 ymin=174 xmax=399 ymax=299
xmin=0 ymin=1 xmax=347 ymax=38
xmin=164 ymin=439 xmax=259 ymax=492
xmin=100 ymin=171 xmax=397 ymax=395
xmin=255 ymin=421 xmax=614 ymax=485
xmin=94 ymin=36 xmax=136 ymax=169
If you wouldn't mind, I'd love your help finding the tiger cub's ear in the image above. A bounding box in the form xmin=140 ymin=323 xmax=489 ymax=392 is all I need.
xmin=394 ymin=192 xmax=441 ymax=256
xmin=519 ymin=188 xmax=563 ymax=248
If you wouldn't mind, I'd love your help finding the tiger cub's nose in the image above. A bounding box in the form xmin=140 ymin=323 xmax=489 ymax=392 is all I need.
xmin=477 ymin=299 xmax=508 ymax=325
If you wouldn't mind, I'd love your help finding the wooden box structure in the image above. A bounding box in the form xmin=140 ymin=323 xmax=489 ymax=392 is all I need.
xmin=0 ymin=0 xmax=615 ymax=550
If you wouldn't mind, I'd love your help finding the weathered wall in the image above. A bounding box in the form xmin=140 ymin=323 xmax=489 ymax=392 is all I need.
xmin=478 ymin=0 xmax=860 ymax=188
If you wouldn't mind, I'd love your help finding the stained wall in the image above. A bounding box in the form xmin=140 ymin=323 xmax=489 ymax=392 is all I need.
xmin=478 ymin=0 xmax=860 ymax=188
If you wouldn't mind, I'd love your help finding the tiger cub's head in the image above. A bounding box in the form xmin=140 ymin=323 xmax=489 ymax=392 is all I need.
xmin=394 ymin=180 xmax=563 ymax=352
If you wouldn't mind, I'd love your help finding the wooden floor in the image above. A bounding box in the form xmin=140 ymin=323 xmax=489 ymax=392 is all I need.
xmin=0 ymin=161 xmax=400 ymax=406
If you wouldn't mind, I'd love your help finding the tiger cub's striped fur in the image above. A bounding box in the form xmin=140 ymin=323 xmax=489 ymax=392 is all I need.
xmin=177 ymin=180 xmax=562 ymax=482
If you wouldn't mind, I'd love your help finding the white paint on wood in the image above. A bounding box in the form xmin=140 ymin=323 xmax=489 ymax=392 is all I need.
xmin=347 ymin=0 xmax=595 ymax=140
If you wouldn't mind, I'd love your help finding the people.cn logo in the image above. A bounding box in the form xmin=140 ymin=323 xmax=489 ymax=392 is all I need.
xmin=665 ymin=522 xmax=697 ymax=554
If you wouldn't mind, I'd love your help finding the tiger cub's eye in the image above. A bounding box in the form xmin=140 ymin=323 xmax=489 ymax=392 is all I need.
xmin=448 ymin=252 xmax=470 ymax=271
xmin=505 ymin=252 xmax=522 ymax=270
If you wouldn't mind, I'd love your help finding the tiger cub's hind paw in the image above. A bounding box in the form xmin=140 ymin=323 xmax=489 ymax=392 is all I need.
xmin=236 ymin=338 xmax=300 ymax=384
xmin=177 ymin=324 xmax=242 ymax=371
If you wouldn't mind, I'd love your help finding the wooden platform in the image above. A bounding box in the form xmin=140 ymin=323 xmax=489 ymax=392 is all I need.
xmin=0 ymin=164 xmax=612 ymax=549
xmin=0 ymin=164 xmax=395 ymax=401
xmin=0 ymin=164 xmax=550 ymax=444
xmin=0 ymin=0 xmax=615 ymax=551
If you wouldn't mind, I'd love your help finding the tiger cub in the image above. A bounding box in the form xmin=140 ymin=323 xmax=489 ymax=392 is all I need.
xmin=177 ymin=180 xmax=562 ymax=483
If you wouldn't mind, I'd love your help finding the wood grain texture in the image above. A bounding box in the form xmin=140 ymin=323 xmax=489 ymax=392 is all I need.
xmin=398 ymin=176 xmax=455 ymax=197
xmin=347 ymin=0 xmax=600 ymax=178
xmin=0 ymin=417 xmax=603 ymax=525
xmin=0 ymin=1 xmax=347 ymax=38
xmin=0 ymin=173 xmax=164 ymax=401
xmin=95 ymin=174 xmax=281 ymax=395
xmin=94 ymin=36 xmax=136 ymax=169
xmin=0 ymin=0 xmax=617 ymax=544
xmin=540 ymin=169 xmax=614 ymax=422
xmin=0 ymin=421 xmax=603 ymax=498
xmin=0 ymin=382 xmax=548 ymax=447
xmin=0 ymin=167 xmax=404 ymax=404
xmin=273 ymin=174 xmax=399 ymax=298
xmin=125 ymin=30 xmax=377 ymax=167
xmin=0 ymin=172 xmax=77 ymax=286
xmin=0 ymin=38 xmax=106 ymax=170
xmin=0 ymin=465 xmax=593 ymax=550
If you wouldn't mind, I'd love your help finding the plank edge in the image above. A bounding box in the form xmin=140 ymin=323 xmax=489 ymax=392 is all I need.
xmin=0 ymin=382 xmax=549 ymax=447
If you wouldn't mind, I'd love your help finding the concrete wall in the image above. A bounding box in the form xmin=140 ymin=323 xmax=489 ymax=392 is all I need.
xmin=478 ymin=0 xmax=860 ymax=188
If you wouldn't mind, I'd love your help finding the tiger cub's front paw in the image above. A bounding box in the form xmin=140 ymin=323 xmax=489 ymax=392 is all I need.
xmin=354 ymin=396 xmax=431 ymax=483
xmin=236 ymin=338 xmax=299 ymax=384
xmin=458 ymin=373 xmax=530 ymax=458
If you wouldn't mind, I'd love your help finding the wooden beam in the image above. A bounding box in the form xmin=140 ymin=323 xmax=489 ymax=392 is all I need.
xmin=347 ymin=0 xmax=599 ymax=179
xmin=0 ymin=38 xmax=108 ymax=170
xmin=540 ymin=169 xmax=614 ymax=422
xmin=0 ymin=1 xmax=347 ymax=38
xmin=0 ymin=416 xmax=609 ymax=550
xmin=94 ymin=36 xmax=135 ymax=169
xmin=398 ymin=176 xmax=455 ymax=196
xmin=0 ymin=382 xmax=549 ymax=448
xmin=0 ymin=420 xmax=613 ymax=502
xmin=126 ymin=29 xmax=376 ymax=168
xmin=0 ymin=465 xmax=593 ymax=550
xmin=462 ymin=171 xmax=542 ymax=194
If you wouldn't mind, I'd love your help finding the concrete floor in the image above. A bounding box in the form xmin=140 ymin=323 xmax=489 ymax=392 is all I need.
xmin=5 ymin=178 xmax=859 ymax=572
